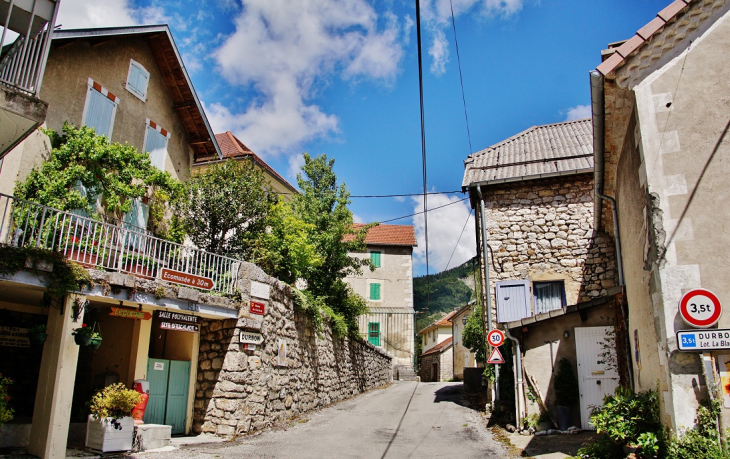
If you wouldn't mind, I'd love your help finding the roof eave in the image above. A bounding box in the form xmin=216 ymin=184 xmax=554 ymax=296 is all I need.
xmin=463 ymin=167 xmax=594 ymax=189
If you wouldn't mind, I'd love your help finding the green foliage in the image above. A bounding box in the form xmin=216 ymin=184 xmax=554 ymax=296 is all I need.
xmin=88 ymin=383 xmax=141 ymax=422
xmin=576 ymin=434 xmax=624 ymax=459
xmin=175 ymin=159 xmax=276 ymax=258
xmin=590 ymin=387 xmax=660 ymax=445
xmin=14 ymin=123 xmax=181 ymax=225
xmin=72 ymin=324 xmax=101 ymax=340
xmin=667 ymin=398 xmax=724 ymax=459
xmin=461 ymin=304 xmax=486 ymax=364
xmin=636 ymin=432 xmax=660 ymax=457
xmin=414 ymin=257 xmax=476 ymax=331
xmin=0 ymin=374 xmax=13 ymax=426
xmin=554 ymin=358 xmax=580 ymax=407
xmin=522 ymin=413 xmax=541 ymax=429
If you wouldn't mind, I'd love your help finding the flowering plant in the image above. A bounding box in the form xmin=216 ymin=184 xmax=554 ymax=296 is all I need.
xmin=72 ymin=324 xmax=101 ymax=340
xmin=88 ymin=383 xmax=141 ymax=429
xmin=0 ymin=374 xmax=13 ymax=426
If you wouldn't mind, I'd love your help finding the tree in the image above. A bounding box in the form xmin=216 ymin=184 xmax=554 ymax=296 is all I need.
xmin=14 ymin=123 xmax=181 ymax=225
xmin=462 ymin=304 xmax=486 ymax=364
xmin=175 ymin=159 xmax=277 ymax=258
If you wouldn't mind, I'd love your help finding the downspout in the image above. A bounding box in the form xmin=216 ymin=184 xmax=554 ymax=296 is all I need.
xmin=505 ymin=329 xmax=524 ymax=429
xmin=474 ymin=186 xmax=499 ymax=401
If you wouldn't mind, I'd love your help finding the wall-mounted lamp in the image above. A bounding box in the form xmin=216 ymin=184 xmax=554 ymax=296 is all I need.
xmin=563 ymin=331 xmax=570 ymax=339
xmin=462 ymin=317 xmax=468 ymax=325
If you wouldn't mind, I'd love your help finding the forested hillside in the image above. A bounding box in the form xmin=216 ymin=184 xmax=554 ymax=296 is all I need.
xmin=414 ymin=257 xmax=479 ymax=332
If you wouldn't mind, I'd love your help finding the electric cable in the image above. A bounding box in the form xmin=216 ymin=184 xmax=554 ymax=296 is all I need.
xmin=443 ymin=208 xmax=473 ymax=272
xmin=378 ymin=197 xmax=468 ymax=224
xmin=449 ymin=0 xmax=473 ymax=154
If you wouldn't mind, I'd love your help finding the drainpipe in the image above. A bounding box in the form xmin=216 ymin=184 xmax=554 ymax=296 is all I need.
xmin=595 ymin=193 xmax=624 ymax=287
xmin=505 ymin=329 xmax=524 ymax=429
xmin=474 ymin=186 xmax=498 ymax=401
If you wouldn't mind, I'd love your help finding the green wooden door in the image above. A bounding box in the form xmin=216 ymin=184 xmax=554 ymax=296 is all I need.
xmin=165 ymin=360 xmax=191 ymax=435
xmin=144 ymin=358 xmax=169 ymax=425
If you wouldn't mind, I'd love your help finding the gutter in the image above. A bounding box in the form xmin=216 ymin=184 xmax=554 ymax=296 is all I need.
xmin=590 ymin=70 xmax=606 ymax=231
xmin=505 ymin=330 xmax=524 ymax=429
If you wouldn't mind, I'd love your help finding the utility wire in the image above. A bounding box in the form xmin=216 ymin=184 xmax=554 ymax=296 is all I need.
xmin=443 ymin=208 xmax=473 ymax=271
xmin=272 ymin=190 xmax=464 ymax=198
xmin=449 ymin=0 xmax=472 ymax=153
xmin=415 ymin=0 xmax=431 ymax=308
xmin=378 ymin=197 xmax=468 ymax=224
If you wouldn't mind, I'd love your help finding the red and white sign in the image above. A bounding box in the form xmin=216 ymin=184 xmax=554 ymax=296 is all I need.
xmin=487 ymin=329 xmax=505 ymax=347
xmin=487 ymin=347 xmax=505 ymax=364
xmin=161 ymin=268 xmax=215 ymax=291
xmin=679 ymin=288 xmax=722 ymax=328
xmin=250 ymin=300 xmax=265 ymax=315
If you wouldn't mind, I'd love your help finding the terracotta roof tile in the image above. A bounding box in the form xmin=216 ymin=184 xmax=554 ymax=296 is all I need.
xmin=422 ymin=336 xmax=453 ymax=356
xmin=347 ymin=223 xmax=417 ymax=246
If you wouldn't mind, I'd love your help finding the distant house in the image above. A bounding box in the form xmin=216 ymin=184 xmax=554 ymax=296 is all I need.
xmin=450 ymin=303 xmax=478 ymax=380
xmin=417 ymin=310 xmax=457 ymax=382
xmin=462 ymin=119 xmax=622 ymax=429
xmin=344 ymin=223 xmax=417 ymax=375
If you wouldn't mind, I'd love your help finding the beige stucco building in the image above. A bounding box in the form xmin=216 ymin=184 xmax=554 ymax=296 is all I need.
xmin=592 ymin=0 xmax=730 ymax=430
xmin=418 ymin=309 xmax=456 ymax=382
xmin=450 ymin=303 xmax=478 ymax=380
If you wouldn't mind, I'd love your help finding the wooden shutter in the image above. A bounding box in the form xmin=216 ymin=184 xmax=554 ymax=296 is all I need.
xmin=127 ymin=60 xmax=150 ymax=100
xmin=496 ymin=280 xmax=531 ymax=323
xmin=83 ymin=87 xmax=116 ymax=138
xmin=145 ymin=126 xmax=168 ymax=170
xmin=370 ymin=251 xmax=381 ymax=268
xmin=369 ymin=282 xmax=381 ymax=301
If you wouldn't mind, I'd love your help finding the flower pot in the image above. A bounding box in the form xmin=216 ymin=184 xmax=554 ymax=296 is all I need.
xmin=556 ymin=405 xmax=571 ymax=431
xmin=28 ymin=331 xmax=47 ymax=346
xmin=66 ymin=249 xmax=99 ymax=267
xmin=89 ymin=336 xmax=103 ymax=350
xmin=74 ymin=333 xmax=92 ymax=346
xmin=85 ymin=415 xmax=134 ymax=452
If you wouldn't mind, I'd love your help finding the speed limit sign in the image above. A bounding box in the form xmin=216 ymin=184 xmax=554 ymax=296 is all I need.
xmin=679 ymin=288 xmax=722 ymax=328
xmin=487 ymin=329 xmax=505 ymax=347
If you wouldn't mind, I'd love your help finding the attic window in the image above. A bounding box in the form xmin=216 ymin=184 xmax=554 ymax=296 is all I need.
xmin=126 ymin=59 xmax=150 ymax=101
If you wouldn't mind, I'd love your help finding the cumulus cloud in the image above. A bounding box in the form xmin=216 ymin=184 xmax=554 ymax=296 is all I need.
xmin=55 ymin=0 xmax=172 ymax=29
xmin=422 ymin=0 xmax=524 ymax=75
xmin=287 ymin=154 xmax=306 ymax=184
xmin=412 ymin=193 xmax=476 ymax=273
xmin=210 ymin=0 xmax=409 ymax=157
xmin=565 ymin=104 xmax=592 ymax=121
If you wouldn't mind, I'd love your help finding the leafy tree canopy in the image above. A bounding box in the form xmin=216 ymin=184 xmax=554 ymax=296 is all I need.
xmin=462 ymin=304 xmax=486 ymax=364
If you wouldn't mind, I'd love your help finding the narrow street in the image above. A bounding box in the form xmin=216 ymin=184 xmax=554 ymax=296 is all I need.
xmin=142 ymin=382 xmax=511 ymax=459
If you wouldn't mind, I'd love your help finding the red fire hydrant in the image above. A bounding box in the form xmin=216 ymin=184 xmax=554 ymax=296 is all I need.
xmin=131 ymin=380 xmax=150 ymax=425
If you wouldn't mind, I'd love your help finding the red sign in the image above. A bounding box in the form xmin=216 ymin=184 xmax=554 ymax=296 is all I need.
xmin=110 ymin=306 xmax=151 ymax=320
xmin=250 ymin=300 xmax=265 ymax=315
xmin=487 ymin=347 xmax=505 ymax=364
xmin=487 ymin=329 xmax=505 ymax=347
xmin=679 ymin=288 xmax=722 ymax=328
xmin=160 ymin=268 xmax=215 ymax=291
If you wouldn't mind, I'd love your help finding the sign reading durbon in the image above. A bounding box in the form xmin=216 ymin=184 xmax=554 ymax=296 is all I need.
xmin=110 ymin=306 xmax=151 ymax=320
xmin=677 ymin=329 xmax=730 ymax=351
xmin=487 ymin=347 xmax=505 ymax=364
xmin=161 ymin=268 xmax=215 ymax=291
xmin=487 ymin=329 xmax=505 ymax=347
xmin=679 ymin=288 xmax=722 ymax=328
xmin=250 ymin=300 xmax=265 ymax=315
xmin=240 ymin=330 xmax=264 ymax=344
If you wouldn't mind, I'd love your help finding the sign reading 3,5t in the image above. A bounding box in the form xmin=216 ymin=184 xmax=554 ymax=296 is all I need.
xmin=679 ymin=288 xmax=722 ymax=328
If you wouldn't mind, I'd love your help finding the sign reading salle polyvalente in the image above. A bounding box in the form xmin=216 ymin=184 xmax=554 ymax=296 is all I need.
xmin=155 ymin=310 xmax=200 ymax=333
xmin=160 ymin=268 xmax=215 ymax=290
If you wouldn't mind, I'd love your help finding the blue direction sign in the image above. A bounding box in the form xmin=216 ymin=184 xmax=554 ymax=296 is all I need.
xmin=677 ymin=329 xmax=730 ymax=351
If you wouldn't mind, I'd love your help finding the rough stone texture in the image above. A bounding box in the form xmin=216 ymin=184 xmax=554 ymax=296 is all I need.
xmin=193 ymin=264 xmax=393 ymax=437
xmin=418 ymin=346 xmax=453 ymax=382
xmin=481 ymin=176 xmax=618 ymax=308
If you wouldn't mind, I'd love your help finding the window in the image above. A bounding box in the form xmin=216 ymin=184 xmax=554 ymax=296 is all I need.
xmin=369 ymin=282 xmax=381 ymax=301
xmin=368 ymin=322 xmax=380 ymax=346
xmin=533 ymin=281 xmax=566 ymax=314
xmin=81 ymin=79 xmax=118 ymax=139
xmin=370 ymin=251 xmax=381 ymax=268
xmin=454 ymin=324 xmax=459 ymax=345
xmin=126 ymin=59 xmax=150 ymax=101
xmin=144 ymin=119 xmax=170 ymax=170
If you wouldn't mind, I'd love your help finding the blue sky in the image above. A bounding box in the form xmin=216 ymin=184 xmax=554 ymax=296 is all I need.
xmin=56 ymin=0 xmax=669 ymax=276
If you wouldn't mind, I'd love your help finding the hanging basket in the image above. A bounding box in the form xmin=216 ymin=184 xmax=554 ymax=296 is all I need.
xmin=28 ymin=331 xmax=48 ymax=346
xmin=89 ymin=337 xmax=103 ymax=350
xmin=75 ymin=333 xmax=92 ymax=346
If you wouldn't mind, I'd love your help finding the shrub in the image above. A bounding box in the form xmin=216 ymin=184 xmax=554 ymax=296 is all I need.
xmin=576 ymin=434 xmax=623 ymax=459
xmin=0 ymin=375 xmax=13 ymax=426
xmin=590 ymin=386 xmax=660 ymax=445
xmin=667 ymin=398 xmax=724 ymax=459
xmin=88 ymin=383 xmax=141 ymax=428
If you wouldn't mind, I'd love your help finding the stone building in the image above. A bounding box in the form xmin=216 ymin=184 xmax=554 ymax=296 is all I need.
xmin=590 ymin=0 xmax=730 ymax=430
xmin=417 ymin=309 xmax=457 ymax=382
xmin=345 ymin=224 xmax=416 ymax=375
xmin=450 ymin=303 xmax=478 ymax=380
xmin=462 ymin=119 xmax=621 ymax=429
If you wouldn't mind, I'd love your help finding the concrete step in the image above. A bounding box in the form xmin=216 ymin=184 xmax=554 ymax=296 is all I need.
xmin=134 ymin=424 xmax=171 ymax=451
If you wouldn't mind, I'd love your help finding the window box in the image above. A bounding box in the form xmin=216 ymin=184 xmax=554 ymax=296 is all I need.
xmin=85 ymin=415 xmax=134 ymax=452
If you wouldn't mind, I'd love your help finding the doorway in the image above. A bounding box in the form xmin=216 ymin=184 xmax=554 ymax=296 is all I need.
xmin=144 ymin=358 xmax=190 ymax=434
xmin=575 ymin=326 xmax=619 ymax=429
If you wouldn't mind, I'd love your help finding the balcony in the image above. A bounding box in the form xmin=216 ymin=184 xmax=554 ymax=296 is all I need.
xmin=0 ymin=193 xmax=242 ymax=295
xmin=0 ymin=0 xmax=59 ymax=158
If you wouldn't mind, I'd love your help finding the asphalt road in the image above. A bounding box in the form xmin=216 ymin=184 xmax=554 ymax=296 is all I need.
xmin=142 ymin=382 xmax=511 ymax=459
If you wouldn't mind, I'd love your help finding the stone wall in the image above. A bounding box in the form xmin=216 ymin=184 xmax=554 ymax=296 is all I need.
xmin=193 ymin=265 xmax=393 ymax=436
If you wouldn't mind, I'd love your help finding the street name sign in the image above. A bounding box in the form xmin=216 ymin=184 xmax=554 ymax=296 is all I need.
xmin=487 ymin=347 xmax=505 ymax=364
xmin=679 ymin=288 xmax=722 ymax=328
xmin=161 ymin=268 xmax=215 ymax=291
xmin=250 ymin=300 xmax=265 ymax=315
xmin=155 ymin=310 xmax=200 ymax=333
xmin=240 ymin=330 xmax=264 ymax=345
xmin=487 ymin=329 xmax=505 ymax=347
xmin=677 ymin=329 xmax=730 ymax=351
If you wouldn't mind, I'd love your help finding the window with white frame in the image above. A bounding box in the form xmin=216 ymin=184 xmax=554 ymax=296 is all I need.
xmin=126 ymin=59 xmax=150 ymax=101
xmin=144 ymin=119 xmax=170 ymax=171
xmin=533 ymin=280 xmax=566 ymax=314
xmin=81 ymin=79 xmax=118 ymax=139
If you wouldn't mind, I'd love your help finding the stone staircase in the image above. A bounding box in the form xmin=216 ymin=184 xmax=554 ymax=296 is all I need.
xmin=395 ymin=365 xmax=419 ymax=381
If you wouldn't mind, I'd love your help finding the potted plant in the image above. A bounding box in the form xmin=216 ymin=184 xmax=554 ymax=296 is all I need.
xmin=72 ymin=324 xmax=101 ymax=348
xmin=64 ymin=235 xmax=101 ymax=267
xmin=0 ymin=374 xmax=13 ymax=427
xmin=121 ymin=253 xmax=158 ymax=278
xmin=27 ymin=324 xmax=48 ymax=346
xmin=553 ymin=357 xmax=579 ymax=430
xmin=85 ymin=382 xmax=142 ymax=452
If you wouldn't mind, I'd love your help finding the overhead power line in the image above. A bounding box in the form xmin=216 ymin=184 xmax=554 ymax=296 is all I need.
xmin=449 ymin=0 xmax=473 ymax=154
xmin=378 ymin=197 xmax=469 ymax=224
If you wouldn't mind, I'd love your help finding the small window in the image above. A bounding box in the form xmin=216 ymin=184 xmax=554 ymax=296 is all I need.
xmin=454 ymin=324 xmax=459 ymax=345
xmin=370 ymin=251 xmax=381 ymax=268
xmin=126 ymin=59 xmax=150 ymax=101
xmin=533 ymin=281 xmax=566 ymax=314
xmin=369 ymin=282 xmax=381 ymax=301
xmin=81 ymin=79 xmax=118 ymax=139
xmin=144 ymin=119 xmax=170 ymax=170
xmin=368 ymin=322 xmax=380 ymax=346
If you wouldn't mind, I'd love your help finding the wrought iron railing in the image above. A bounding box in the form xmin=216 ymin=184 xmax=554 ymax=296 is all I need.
xmin=0 ymin=193 xmax=242 ymax=294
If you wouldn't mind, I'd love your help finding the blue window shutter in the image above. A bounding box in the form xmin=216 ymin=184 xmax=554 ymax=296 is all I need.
xmin=145 ymin=126 xmax=168 ymax=170
xmin=370 ymin=251 xmax=381 ymax=268
xmin=83 ymin=88 xmax=115 ymax=138
xmin=496 ymin=280 xmax=531 ymax=323
xmin=127 ymin=61 xmax=150 ymax=99
xmin=123 ymin=199 xmax=149 ymax=230
xmin=370 ymin=283 xmax=381 ymax=301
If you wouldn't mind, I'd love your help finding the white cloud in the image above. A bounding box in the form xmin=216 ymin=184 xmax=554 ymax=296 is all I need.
xmin=352 ymin=213 xmax=365 ymax=224
xmin=412 ymin=193 xmax=476 ymax=273
xmin=565 ymin=104 xmax=592 ymax=121
xmin=210 ymin=0 xmax=409 ymax=157
xmin=55 ymin=0 xmax=170 ymax=29
xmin=287 ymin=154 xmax=306 ymax=183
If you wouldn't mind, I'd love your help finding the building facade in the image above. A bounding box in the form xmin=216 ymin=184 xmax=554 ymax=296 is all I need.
xmin=450 ymin=303 xmax=478 ymax=381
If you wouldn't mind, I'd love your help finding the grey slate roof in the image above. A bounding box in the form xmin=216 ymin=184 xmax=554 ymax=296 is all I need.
xmin=462 ymin=118 xmax=593 ymax=188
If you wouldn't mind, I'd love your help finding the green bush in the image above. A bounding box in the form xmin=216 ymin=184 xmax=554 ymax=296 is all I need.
xmin=0 ymin=375 xmax=13 ymax=426
xmin=667 ymin=398 xmax=724 ymax=459
xmin=88 ymin=383 xmax=141 ymax=422
xmin=576 ymin=434 xmax=623 ymax=459
xmin=590 ymin=386 xmax=660 ymax=445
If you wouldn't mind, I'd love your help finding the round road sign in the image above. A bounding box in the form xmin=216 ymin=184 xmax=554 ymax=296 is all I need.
xmin=487 ymin=329 xmax=505 ymax=347
xmin=679 ymin=288 xmax=722 ymax=328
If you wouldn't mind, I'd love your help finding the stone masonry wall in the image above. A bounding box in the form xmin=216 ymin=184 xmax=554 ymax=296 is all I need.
xmin=482 ymin=175 xmax=617 ymax=307
xmin=193 ymin=263 xmax=393 ymax=437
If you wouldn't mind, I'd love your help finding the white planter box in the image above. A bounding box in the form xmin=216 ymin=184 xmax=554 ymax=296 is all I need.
xmin=85 ymin=415 xmax=134 ymax=452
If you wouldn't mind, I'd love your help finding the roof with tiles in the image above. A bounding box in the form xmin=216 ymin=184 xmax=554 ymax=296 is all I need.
xmin=418 ymin=309 xmax=459 ymax=334
xmin=421 ymin=336 xmax=453 ymax=356
xmin=347 ymin=223 xmax=417 ymax=247
xmin=462 ymin=119 xmax=593 ymax=188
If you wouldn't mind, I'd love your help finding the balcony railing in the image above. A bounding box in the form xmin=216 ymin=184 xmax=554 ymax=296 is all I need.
xmin=0 ymin=193 xmax=242 ymax=295
xmin=0 ymin=0 xmax=60 ymax=96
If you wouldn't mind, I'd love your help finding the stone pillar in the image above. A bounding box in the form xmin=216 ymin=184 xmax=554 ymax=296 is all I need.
xmin=28 ymin=294 xmax=85 ymax=459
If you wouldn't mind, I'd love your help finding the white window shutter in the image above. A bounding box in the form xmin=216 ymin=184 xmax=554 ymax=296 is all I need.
xmin=126 ymin=60 xmax=150 ymax=100
xmin=496 ymin=280 xmax=531 ymax=323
